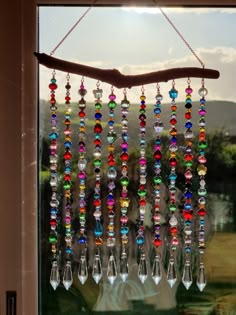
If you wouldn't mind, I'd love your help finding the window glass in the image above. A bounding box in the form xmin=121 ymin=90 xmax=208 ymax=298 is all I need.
xmin=39 ymin=7 xmax=236 ymax=314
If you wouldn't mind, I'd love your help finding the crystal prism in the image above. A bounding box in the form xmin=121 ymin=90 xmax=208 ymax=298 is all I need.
xmin=197 ymin=263 xmax=206 ymax=292
xmin=138 ymin=253 xmax=148 ymax=284
xmin=152 ymin=254 xmax=162 ymax=285
xmin=50 ymin=260 xmax=60 ymax=290
xmin=167 ymin=257 xmax=177 ymax=288
xmin=62 ymin=260 xmax=73 ymax=290
xmin=92 ymin=253 xmax=102 ymax=284
xmin=182 ymin=260 xmax=192 ymax=290
xmin=120 ymin=251 xmax=129 ymax=282
xmin=107 ymin=254 xmax=117 ymax=285
xmin=78 ymin=255 xmax=88 ymax=285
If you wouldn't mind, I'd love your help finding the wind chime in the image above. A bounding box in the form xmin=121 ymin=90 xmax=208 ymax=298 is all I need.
xmin=36 ymin=3 xmax=219 ymax=293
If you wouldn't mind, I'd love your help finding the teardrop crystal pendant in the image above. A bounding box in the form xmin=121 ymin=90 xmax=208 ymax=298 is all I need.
xmin=138 ymin=253 xmax=148 ymax=284
xmin=167 ymin=257 xmax=177 ymax=288
xmin=197 ymin=262 xmax=207 ymax=292
xmin=107 ymin=253 xmax=117 ymax=285
xmin=152 ymin=254 xmax=162 ymax=285
xmin=182 ymin=260 xmax=192 ymax=290
xmin=62 ymin=260 xmax=73 ymax=290
xmin=50 ymin=260 xmax=60 ymax=290
xmin=120 ymin=249 xmax=129 ymax=282
xmin=78 ymin=254 xmax=88 ymax=285
xmin=92 ymin=252 xmax=102 ymax=284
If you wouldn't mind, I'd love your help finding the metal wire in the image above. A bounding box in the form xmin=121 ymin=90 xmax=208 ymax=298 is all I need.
xmin=50 ymin=0 xmax=98 ymax=56
xmin=153 ymin=1 xmax=205 ymax=68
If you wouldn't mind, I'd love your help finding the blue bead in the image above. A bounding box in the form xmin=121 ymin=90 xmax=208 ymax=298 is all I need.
xmin=64 ymin=141 xmax=72 ymax=148
xmin=169 ymin=173 xmax=177 ymax=180
xmin=95 ymin=112 xmax=102 ymax=119
xmin=200 ymin=98 xmax=206 ymax=104
xmin=50 ymin=208 xmax=58 ymax=214
xmin=65 ymin=248 xmax=73 ymax=254
xmin=108 ymin=120 xmax=114 ymax=126
xmin=185 ymin=122 xmax=192 ymax=129
xmin=64 ymin=114 xmax=70 ymax=119
xmin=185 ymin=98 xmax=192 ymax=104
xmin=154 ymin=108 xmax=161 ymax=114
xmin=122 ymin=133 xmax=128 ymax=141
xmin=52 ymin=114 xmax=57 ymax=119
xmin=94 ymin=221 xmax=103 ymax=237
xmin=136 ymin=236 xmax=144 ymax=245
xmin=95 ymin=134 xmax=101 ymax=139
xmin=169 ymin=88 xmax=178 ymax=99
xmin=184 ymin=203 xmax=192 ymax=210
xmin=185 ymin=247 xmax=191 ymax=253
xmin=140 ymin=139 xmax=146 ymax=145
xmin=109 ymin=112 xmax=115 ymax=117
xmin=185 ymin=220 xmax=191 ymax=225
xmin=94 ymin=193 xmax=100 ymax=199
xmin=78 ymin=236 xmax=87 ymax=244
xmin=141 ymin=100 xmax=145 ymax=105
xmin=184 ymin=191 xmax=192 ymax=198
xmin=65 ymin=166 xmax=72 ymax=173
xmin=155 ymin=139 xmax=161 ymax=145
xmin=49 ymin=132 xmax=58 ymax=140
xmin=171 ymin=136 xmax=177 ymax=143
xmin=199 ymin=149 xmax=205 ymax=155
xmin=121 ymin=227 xmax=129 ymax=235
xmin=200 ymin=219 xmax=205 ymax=225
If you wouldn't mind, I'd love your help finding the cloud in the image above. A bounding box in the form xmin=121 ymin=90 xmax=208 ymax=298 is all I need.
xmin=121 ymin=7 xmax=236 ymax=14
xmin=39 ymin=46 xmax=236 ymax=103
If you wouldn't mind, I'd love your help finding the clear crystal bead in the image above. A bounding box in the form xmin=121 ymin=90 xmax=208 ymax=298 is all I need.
xmin=182 ymin=260 xmax=192 ymax=290
xmin=50 ymin=260 xmax=60 ymax=290
xmin=152 ymin=254 xmax=162 ymax=285
xmin=62 ymin=260 xmax=73 ymax=290
xmin=167 ymin=257 xmax=177 ymax=288
xmin=107 ymin=253 xmax=117 ymax=285
xmin=92 ymin=253 xmax=102 ymax=284
xmin=197 ymin=262 xmax=207 ymax=292
xmin=78 ymin=255 xmax=88 ymax=285
xmin=138 ymin=253 xmax=148 ymax=284
xmin=120 ymin=250 xmax=129 ymax=282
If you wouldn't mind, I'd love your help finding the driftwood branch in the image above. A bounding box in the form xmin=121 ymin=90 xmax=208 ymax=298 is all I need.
xmin=34 ymin=52 xmax=220 ymax=89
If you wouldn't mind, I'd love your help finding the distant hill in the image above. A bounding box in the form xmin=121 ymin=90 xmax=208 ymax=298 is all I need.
xmin=39 ymin=99 xmax=236 ymax=156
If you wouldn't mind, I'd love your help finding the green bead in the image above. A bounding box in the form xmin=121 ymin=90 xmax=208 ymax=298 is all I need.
xmin=51 ymin=78 xmax=56 ymax=83
xmin=107 ymin=131 xmax=117 ymax=143
xmin=49 ymin=235 xmax=57 ymax=243
xmin=120 ymin=177 xmax=129 ymax=186
xmin=154 ymin=176 xmax=162 ymax=184
xmin=63 ymin=181 xmax=71 ymax=190
xmin=169 ymin=203 xmax=177 ymax=212
xmin=95 ymin=102 xmax=102 ymax=110
xmin=199 ymin=141 xmax=207 ymax=149
xmin=108 ymin=101 xmax=117 ymax=109
xmin=185 ymin=161 xmax=193 ymax=167
xmin=94 ymin=159 xmax=102 ymax=167
xmin=138 ymin=189 xmax=147 ymax=197
xmin=79 ymin=213 xmax=86 ymax=220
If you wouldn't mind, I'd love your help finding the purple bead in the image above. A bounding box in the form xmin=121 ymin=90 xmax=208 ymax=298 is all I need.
xmin=108 ymin=181 xmax=116 ymax=191
xmin=121 ymin=142 xmax=128 ymax=149
xmin=185 ymin=87 xmax=193 ymax=94
xmin=139 ymin=158 xmax=147 ymax=165
xmin=78 ymin=171 xmax=86 ymax=179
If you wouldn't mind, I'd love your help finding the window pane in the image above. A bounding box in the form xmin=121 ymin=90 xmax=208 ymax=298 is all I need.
xmin=39 ymin=6 xmax=236 ymax=315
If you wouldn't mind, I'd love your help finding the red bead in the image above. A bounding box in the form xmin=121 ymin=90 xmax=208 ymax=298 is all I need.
xmin=120 ymin=152 xmax=129 ymax=161
xmin=184 ymin=154 xmax=193 ymax=161
xmin=49 ymin=83 xmax=57 ymax=90
xmin=94 ymin=123 xmax=102 ymax=133
xmin=169 ymin=158 xmax=177 ymax=167
xmin=78 ymin=111 xmax=85 ymax=118
xmin=141 ymin=104 xmax=146 ymax=109
xmin=170 ymin=226 xmax=178 ymax=234
xmin=198 ymin=208 xmax=207 ymax=216
xmin=185 ymin=112 xmax=191 ymax=119
xmin=64 ymin=174 xmax=71 ymax=181
xmin=108 ymin=154 xmax=114 ymax=160
xmin=94 ymin=199 xmax=101 ymax=206
xmin=139 ymin=199 xmax=146 ymax=206
xmin=94 ymin=139 xmax=101 ymax=145
xmin=153 ymin=238 xmax=162 ymax=247
xmin=63 ymin=151 xmax=72 ymax=160
xmin=154 ymin=150 xmax=162 ymax=160
xmin=140 ymin=121 xmax=146 ymax=127
xmin=50 ymin=219 xmax=57 ymax=226
xmin=170 ymin=118 xmax=177 ymax=125
xmin=50 ymin=98 xmax=56 ymax=105
xmin=182 ymin=210 xmax=193 ymax=220
xmin=108 ymin=160 xmax=115 ymax=166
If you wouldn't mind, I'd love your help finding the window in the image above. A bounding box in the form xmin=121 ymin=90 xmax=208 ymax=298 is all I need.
xmin=38 ymin=6 xmax=236 ymax=315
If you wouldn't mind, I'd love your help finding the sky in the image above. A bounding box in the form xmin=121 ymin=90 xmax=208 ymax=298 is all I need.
xmin=39 ymin=6 xmax=236 ymax=103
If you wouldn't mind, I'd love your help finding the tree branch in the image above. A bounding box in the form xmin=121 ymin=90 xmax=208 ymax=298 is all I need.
xmin=34 ymin=52 xmax=220 ymax=89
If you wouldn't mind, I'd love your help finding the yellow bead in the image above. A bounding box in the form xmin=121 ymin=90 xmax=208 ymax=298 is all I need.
xmin=140 ymin=95 xmax=146 ymax=101
xmin=120 ymin=198 xmax=130 ymax=208
xmin=197 ymin=165 xmax=207 ymax=176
